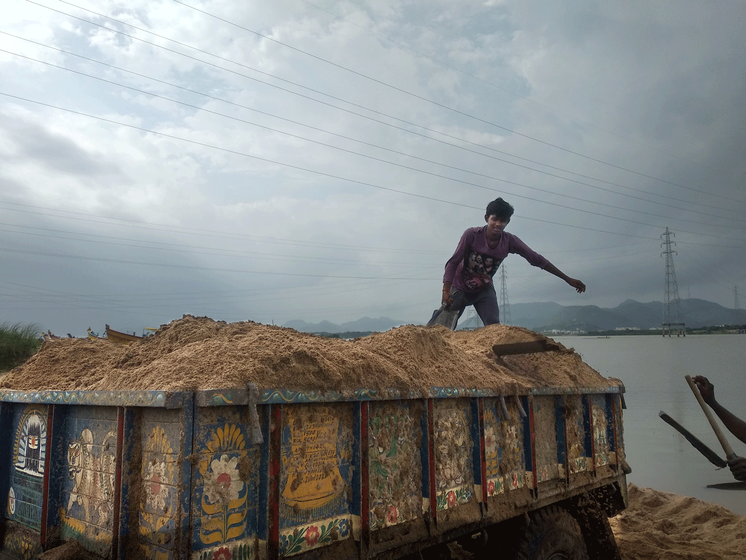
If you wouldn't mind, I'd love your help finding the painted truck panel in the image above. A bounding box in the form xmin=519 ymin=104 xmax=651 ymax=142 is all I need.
xmin=0 ymin=385 xmax=627 ymax=559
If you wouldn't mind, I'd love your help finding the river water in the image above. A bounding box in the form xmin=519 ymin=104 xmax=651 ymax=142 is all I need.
xmin=553 ymin=334 xmax=745 ymax=515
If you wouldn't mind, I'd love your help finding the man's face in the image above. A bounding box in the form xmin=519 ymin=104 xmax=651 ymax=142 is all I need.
xmin=485 ymin=214 xmax=510 ymax=236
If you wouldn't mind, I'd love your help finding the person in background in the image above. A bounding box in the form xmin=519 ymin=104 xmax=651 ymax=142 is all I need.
xmin=693 ymin=375 xmax=746 ymax=481
xmin=442 ymin=197 xmax=586 ymax=328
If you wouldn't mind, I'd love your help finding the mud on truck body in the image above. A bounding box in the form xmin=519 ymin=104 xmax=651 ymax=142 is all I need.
xmin=0 ymin=345 xmax=627 ymax=560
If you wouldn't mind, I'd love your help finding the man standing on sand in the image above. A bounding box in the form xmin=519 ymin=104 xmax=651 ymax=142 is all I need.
xmin=441 ymin=197 xmax=586 ymax=329
xmin=693 ymin=375 xmax=746 ymax=481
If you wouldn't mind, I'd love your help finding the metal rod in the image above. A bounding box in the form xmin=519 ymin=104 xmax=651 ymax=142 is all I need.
xmin=248 ymin=383 xmax=264 ymax=444
xmin=515 ymin=395 xmax=527 ymax=419
xmin=499 ymin=396 xmax=511 ymax=421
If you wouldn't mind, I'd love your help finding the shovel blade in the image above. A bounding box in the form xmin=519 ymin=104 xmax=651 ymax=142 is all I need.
xmin=426 ymin=292 xmax=463 ymax=330
xmin=427 ymin=307 xmax=460 ymax=330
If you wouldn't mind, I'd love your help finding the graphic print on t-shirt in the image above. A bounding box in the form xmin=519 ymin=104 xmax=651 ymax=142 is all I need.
xmin=462 ymin=251 xmax=502 ymax=291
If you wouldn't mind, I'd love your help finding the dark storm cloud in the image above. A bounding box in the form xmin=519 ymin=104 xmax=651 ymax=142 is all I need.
xmin=0 ymin=112 xmax=121 ymax=179
xmin=2 ymin=0 xmax=746 ymax=335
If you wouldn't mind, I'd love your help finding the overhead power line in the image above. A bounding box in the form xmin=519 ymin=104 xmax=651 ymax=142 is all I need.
xmin=4 ymin=40 xmax=744 ymax=230
xmin=299 ymin=0 xmax=718 ymax=174
xmin=0 ymin=246 xmax=432 ymax=280
xmin=8 ymin=49 xmax=746 ymax=233
xmin=0 ymin=91 xmax=478 ymax=208
xmin=0 ymin=276 xmax=419 ymax=314
xmin=0 ymin=200 xmax=443 ymax=254
xmin=33 ymin=1 xmax=746 ymax=206
xmin=173 ymin=0 xmax=729 ymax=196
xmin=0 ymin=223 xmax=444 ymax=269
xmin=4 ymin=31 xmax=742 ymax=221
xmin=5 ymin=90 xmax=746 ymax=245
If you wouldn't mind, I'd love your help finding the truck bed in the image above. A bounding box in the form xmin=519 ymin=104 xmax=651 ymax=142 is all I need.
xmin=0 ymin=382 xmax=627 ymax=559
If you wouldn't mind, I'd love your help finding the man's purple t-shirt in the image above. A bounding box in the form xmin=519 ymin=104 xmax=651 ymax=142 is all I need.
xmin=443 ymin=226 xmax=549 ymax=293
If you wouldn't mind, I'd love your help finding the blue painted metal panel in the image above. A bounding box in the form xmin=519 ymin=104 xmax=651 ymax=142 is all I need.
xmin=43 ymin=404 xmax=66 ymax=550
xmin=368 ymin=400 xmax=423 ymax=531
xmin=7 ymin=404 xmax=49 ymax=532
xmin=481 ymin=399 xmax=501 ymax=497
xmin=469 ymin=399 xmax=484 ymax=502
xmin=190 ymin=405 xmax=261 ymax=560
xmin=117 ymin=407 xmax=137 ymax=560
xmin=56 ymin=398 xmax=120 ymax=560
xmin=277 ymin=403 xmax=354 ymax=556
xmin=488 ymin=396 xmax=527 ymax=492
xmin=521 ymin=397 xmax=532 ymax=473
xmin=602 ymin=395 xmax=616 ymax=453
xmin=0 ymin=390 xmax=184 ymax=408
xmin=350 ymin=402 xmax=362 ymax=520
xmin=555 ymin=396 xmax=567 ymax=470
xmin=257 ymin=405 xmax=271 ymax=547
xmin=590 ymin=394 xmax=612 ymax=468
xmin=0 ymin=384 xmax=627 ymax=560
xmin=529 ymin=396 xmax=564 ymax=485
xmin=432 ymin=399 xmax=473 ymax=512
xmin=177 ymin=395 xmax=194 ymax=559
xmin=0 ymin=402 xmax=14 ymax=525
xmin=0 ymin=403 xmax=45 ymax=558
xmin=614 ymin=394 xmax=625 ymax=456
xmin=138 ymin=407 xmax=183 ymax=560
xmin=419 ymin=401 xmax=431 ymax=506
xmin=582 ymin=395 xmax=593 ymax=462
xmin=0 ymin=386 xmax=624 ymax=408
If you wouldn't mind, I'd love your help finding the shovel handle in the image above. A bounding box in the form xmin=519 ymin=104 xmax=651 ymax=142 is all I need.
xmin=685 ymin=375 xmax=737 ymax=460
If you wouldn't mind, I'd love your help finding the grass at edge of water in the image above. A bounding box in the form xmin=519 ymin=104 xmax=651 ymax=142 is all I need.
xmin=0 ymin=322 xmax=42 ymax=372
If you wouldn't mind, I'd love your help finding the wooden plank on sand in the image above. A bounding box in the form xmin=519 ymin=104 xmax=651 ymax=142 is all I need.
xmin=492 ymin=340 xmax=561 ymax=356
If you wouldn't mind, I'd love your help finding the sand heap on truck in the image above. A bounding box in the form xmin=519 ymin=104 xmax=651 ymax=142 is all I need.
xmin=0 ymin=315 xmax=619 ymax=394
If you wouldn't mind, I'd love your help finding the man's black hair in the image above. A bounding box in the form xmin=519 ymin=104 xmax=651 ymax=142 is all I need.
xmin=485 ymin=197 xmax=514 ymax=219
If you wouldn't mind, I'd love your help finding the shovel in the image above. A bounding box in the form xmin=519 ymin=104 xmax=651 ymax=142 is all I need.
xmin=685 ymin=375 xmax=738 ymax=462
xmin=426 ymin=291 xmax=463 ymax=330
xmin=659 ymin=411 xmax=727 ymax=468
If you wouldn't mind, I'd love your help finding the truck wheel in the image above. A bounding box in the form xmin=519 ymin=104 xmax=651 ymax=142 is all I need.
xmin=514 ymin=506 xmax=589 ymax=560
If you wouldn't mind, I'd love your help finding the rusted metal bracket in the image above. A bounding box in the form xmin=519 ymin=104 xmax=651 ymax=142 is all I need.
xmin=247 ymin=382 xmax=264 ymax=444
xmin=492 ymin=339 xmax=562 ymax=356
xmin=499 ymin=396 xmax=511 ymax=421
xmin=514 ymin=395 xmax=527 ymax=419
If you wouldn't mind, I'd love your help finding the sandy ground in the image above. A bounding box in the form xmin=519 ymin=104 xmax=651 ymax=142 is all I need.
xmin=610 ymin=484 xmax=746 ymax=560
xmin=447 ymin=484 xmax=745 ymax=559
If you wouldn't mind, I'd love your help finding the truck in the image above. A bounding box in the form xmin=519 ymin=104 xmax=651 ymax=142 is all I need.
xmin=0 ymin=329 xmax=628 ymax=560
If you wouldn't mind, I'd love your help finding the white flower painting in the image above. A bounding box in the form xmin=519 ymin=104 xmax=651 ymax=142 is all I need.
xmin=203 ymin=454 xmax=244 ymax=507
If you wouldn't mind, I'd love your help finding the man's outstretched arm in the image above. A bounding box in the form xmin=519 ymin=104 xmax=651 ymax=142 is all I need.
xmin=693 ymin=376 xmax=746 ymax=445
xmin=544 ymin=262 xmax=586 ymax=293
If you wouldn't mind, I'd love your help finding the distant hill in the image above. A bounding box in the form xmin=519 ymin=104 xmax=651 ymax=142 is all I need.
xmin=284 ymin=316 xmax=406 ymax=334
xmin=283 ymin=299 xmax=745 ymax=334
xmin=509 ymin=298 xmax=745 ymax=332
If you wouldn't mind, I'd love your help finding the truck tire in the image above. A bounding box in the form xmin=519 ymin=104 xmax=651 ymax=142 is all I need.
xmin=514 ymin=506 xmax=589 ymax=560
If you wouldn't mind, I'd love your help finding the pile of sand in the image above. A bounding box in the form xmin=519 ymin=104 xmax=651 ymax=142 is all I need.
xmin=0 ymin=315 xmax=616 ymax=393
xmin=610 ymin=484 xmax=746 ymax=560
xmin=449 ymin=484 xmax=746 ymax=559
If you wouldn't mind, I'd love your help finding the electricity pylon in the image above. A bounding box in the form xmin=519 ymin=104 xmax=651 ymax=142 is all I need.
xmin=499 ymin=265 xmax=511 ymax=325
xmin=460 ymin=307 xmax=483 ymax=330
xmin=661 ymin=227 xmax=685 ymax=336
xmin=735 ymin=285 xmax=740 ymax=326
xmin=457 ymin=265 xmax=510 ymax=328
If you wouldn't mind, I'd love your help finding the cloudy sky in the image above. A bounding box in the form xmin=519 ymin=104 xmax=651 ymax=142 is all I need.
xmin=2 ymin=0 xmax=745 ymax=336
